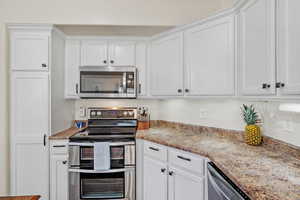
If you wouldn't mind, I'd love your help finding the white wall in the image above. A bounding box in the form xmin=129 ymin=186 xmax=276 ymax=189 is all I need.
xmin=0 ymin=0 xmax=235 ymax=194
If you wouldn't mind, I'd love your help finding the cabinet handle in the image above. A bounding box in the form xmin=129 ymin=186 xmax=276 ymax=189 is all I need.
xmin=161 ymin=168 xmax=166 ymax=173
xmin=262 ymin=83 xmax=271 ymax=89
xmin=110 ymin=60 xmax=114 ymax=64
xmin=177 ymin=155 xmax=191 ymax=162
xmin=41 ymin=63 xmax=47 ymax=68
xmin=76 ymin=83 xmax=79 ymax=94
xmin=62 ymin=161 xmax=67 ymax=165
xmin=53 ymin=145 xmax=66 ymax=148
xmin=276 ymin=82 xmax=285 ymax=88
xmin=138 ymin=83 xmax=142 ymax=94
xmin=185 ymin=89 xmax=189 ymax=93
xmin=103 ymin=60 xmax=107 ymax=64
xmin=149 ymin=147 xmax=159 ymax=152
xmin=43 ymin=134 xmax=47 ymax=146
xmin=169 ymin=171 xmax=174 ymax=176
xmin=177 ymin=89 xmax=182 ymax=93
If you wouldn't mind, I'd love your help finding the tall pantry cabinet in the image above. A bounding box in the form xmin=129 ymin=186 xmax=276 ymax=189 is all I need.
xmin=9 ymin=24 xmax=73 ymax=200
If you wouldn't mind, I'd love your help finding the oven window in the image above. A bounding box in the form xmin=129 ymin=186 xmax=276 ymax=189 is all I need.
xmin=80 ymin=71 xmax=125 ymax=93
xmin=80 ymin=172 xmax=125 ymax=199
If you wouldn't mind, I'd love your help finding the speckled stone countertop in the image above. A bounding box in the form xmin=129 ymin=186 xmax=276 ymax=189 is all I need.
xmin=136 ymin=121 xmax=300 ymax=200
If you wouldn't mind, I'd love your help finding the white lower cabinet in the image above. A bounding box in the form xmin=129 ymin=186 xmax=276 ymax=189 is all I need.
xmin=139 ymin=140 xmax=206 ymax=200
xmin=168 ymin=167 xmax=205 ymax=200
xmin=50 ymin=140 xmax=68 ymax=200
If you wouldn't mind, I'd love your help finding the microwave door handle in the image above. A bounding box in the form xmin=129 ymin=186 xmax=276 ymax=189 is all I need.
xmin=123 ymin=72 xmax=127 ymax=93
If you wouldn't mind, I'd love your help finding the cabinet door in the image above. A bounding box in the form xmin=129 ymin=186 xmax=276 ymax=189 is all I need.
xmin=239 ymin=0 xmax=276 ymax=95
xmin=50 ymin=155 xmax=68 ymax=200
xmin=65 ymin=39 xmax=80 ymax=99
xmin=168 ymin=167 xmax=205 ymax=200
xmin=81 ymin=40 xmax=108 ymax=66
xmin=136 ymin=42 xmax=147 ymax=96
xmin=184 ymin=16 xmax=235 ymax=96
xmin=11 ymin=33 xmax=49 ymax=71
xmin=150 ymin=33 xmax=184 ymax=96
xmin=144 ymin=156 xmax=168 ymax=200
xmin=11 ymin=72 xmax=49 ymax=199
xmin=109 ymin=41 xmax=136 ymax=66
xmin=277 ymin=0 xmax=300 ymax=95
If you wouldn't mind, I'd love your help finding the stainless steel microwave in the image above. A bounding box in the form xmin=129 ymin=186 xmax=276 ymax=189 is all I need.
xmin=79 ymin=66 xmax=137 ymax=99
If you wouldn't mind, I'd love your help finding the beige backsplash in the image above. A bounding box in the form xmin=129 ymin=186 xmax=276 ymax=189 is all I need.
xmin=75 ymin=98 xmax=300 ymax=147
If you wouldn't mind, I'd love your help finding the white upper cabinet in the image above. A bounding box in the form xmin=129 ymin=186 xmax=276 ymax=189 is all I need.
xmin=184 ymin=16 xmax=235 ymax=96
xmin=65 ymin=39 xmax=80 ymax=99
xmin=150 ymin=33 xmax=184 ymax=96
xmin=81 ymin=40 xmax=108 ymax=66
xmin=136 ymin=42 xmax=148 ymax=96
xmin=277 ymin=0 xmax=300 ymax=95
xmin=238 ymin=0 xmax=276 ymax=96
xmin=10 ymin=33 xmax=49 ymax=71
xmin=109 ymin=41 xmax=136 ymax=66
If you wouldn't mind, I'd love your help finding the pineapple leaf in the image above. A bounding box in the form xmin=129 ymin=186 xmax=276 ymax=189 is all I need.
xmin=241 ymin=104 xmax=260 ymax=125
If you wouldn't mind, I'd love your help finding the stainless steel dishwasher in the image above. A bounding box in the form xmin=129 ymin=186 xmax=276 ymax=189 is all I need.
xmin=207 ymin=162 xmax=251 ymax=200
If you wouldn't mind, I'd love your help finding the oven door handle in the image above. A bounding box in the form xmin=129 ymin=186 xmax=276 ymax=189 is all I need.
xmin=69 ymin=141 xmax=135 ymax=147
xmin=69 ymin=167 xmax=135 ymax=174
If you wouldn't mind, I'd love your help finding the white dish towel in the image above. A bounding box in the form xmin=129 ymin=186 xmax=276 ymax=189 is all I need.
xmin=94 ymin=142 xmax=111 ymax=170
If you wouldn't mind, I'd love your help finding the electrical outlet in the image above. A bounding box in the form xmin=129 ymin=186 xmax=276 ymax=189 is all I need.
xmin=199 ymin=109 xmax=208 ymax=119
xmin=79 ymin=106 xmax=86 ymax=117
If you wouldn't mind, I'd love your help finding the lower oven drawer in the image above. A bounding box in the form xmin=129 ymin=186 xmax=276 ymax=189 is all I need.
xmin=69 ymin=168 xmax=135 ymax=200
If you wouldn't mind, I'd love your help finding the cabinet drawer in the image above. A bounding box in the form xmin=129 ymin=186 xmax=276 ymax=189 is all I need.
xmin=168 ymin=148 xmax=204 ymax=176
xmin=50 ymin=140 xmax=68 ymax=155
xmin=144 ymin=141 xmax=167 ymax=162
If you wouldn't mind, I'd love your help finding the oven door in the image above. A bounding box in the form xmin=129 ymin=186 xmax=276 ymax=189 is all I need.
xmin=79 ymin=66 xmax=136 ymax=99
xmin=69 ymin=168 xmax=135 ymax=200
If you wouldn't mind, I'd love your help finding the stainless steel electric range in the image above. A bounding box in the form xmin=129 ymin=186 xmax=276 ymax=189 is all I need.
xmin=68 ymin=107 xmax=137 ymax=200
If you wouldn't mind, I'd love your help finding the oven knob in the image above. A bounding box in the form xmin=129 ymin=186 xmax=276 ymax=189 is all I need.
xmin=97 ymin=111 xmax=102 ymax=116
xmin=91 ymin=111 xmax=96 ymax=116
xmin=123 ymin=111 xmax=128 ymax=116
xmin=129 ymin=111 xmax=134 ymax=116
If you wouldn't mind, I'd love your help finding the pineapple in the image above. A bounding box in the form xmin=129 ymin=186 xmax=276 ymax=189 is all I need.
xmin=241 ymin=104 xmax=262 ymax=145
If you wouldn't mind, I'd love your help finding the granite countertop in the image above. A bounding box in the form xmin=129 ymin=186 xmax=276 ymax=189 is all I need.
xmin=136 ymin=121 xmax=300 ymax=200
xmin=0 ymin=196 xmax=40 ymax=200
xmin=49 ymin=120 xmax=87 ymax=140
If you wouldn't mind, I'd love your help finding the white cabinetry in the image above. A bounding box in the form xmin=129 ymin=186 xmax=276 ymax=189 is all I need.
xmin=10 ymin=30 xmax=50 ymax=71
xmin=139 ymin=140 xmax=206 ymax=200
xmin=50 ymin=140 xmax=68 ymax=200
xmin=184 ymin=16 xmax=235 ymax=96
xmin=238 ymin=0 xmax=276 ymax=96
xmin=65 ymin=39 xmax=80 ymax=98
xmin=277 ymin=0 xmax=300 ymax=95
xmin=150 ymin=33 xmax=184 ymax=96
xmin=136 ymin=43 xmax=148 ymax=96
xmin=10 ymin=71 xmax=49 ymax=199
xmin=109 ymin=41 xmax=136 ymax=66
xmin=81 ymin=40 xmax=108 ymax=66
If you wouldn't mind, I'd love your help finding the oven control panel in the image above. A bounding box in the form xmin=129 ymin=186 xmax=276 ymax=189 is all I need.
xmin=88 ymin=108 xmax=137 ymax=119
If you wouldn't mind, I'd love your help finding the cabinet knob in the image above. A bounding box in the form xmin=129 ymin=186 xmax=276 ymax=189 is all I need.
xmin=138 ymin=83 xmax=142 ymax=94
xmin=169 ymin=171 xmax=174 ymax=176
xmin=62 ymin=161 xmax=67 ymax=165
xmin=262 ymin=83 xmax=271 ymax=89
xmin=276 ymin=82 xmax=285 ymax=88
xmin=110 ymin=60 xmax=114 ymax=64
xmin=177 ymin=89 xmax=182 ymax=93
xmin=185 ymin=89 xmax=189 ymax=93
xmin=41 ymin=63 xmax=47 ymax=68
xmin=161 ymin=168 xmax=166 ymax=173
xmin=76 ymin=84 xmax=79 ymax=94
xmin=103 ymin=60 xmax=107 ymax=64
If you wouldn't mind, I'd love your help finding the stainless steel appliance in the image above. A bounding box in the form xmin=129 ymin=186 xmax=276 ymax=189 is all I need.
xmin=207 ymin=162 xmax=250 ymax=200
xmin=69 ymin=107 xmax=137 ymax=200
xmin=78 ymin=66 xmax=137 ymax=99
